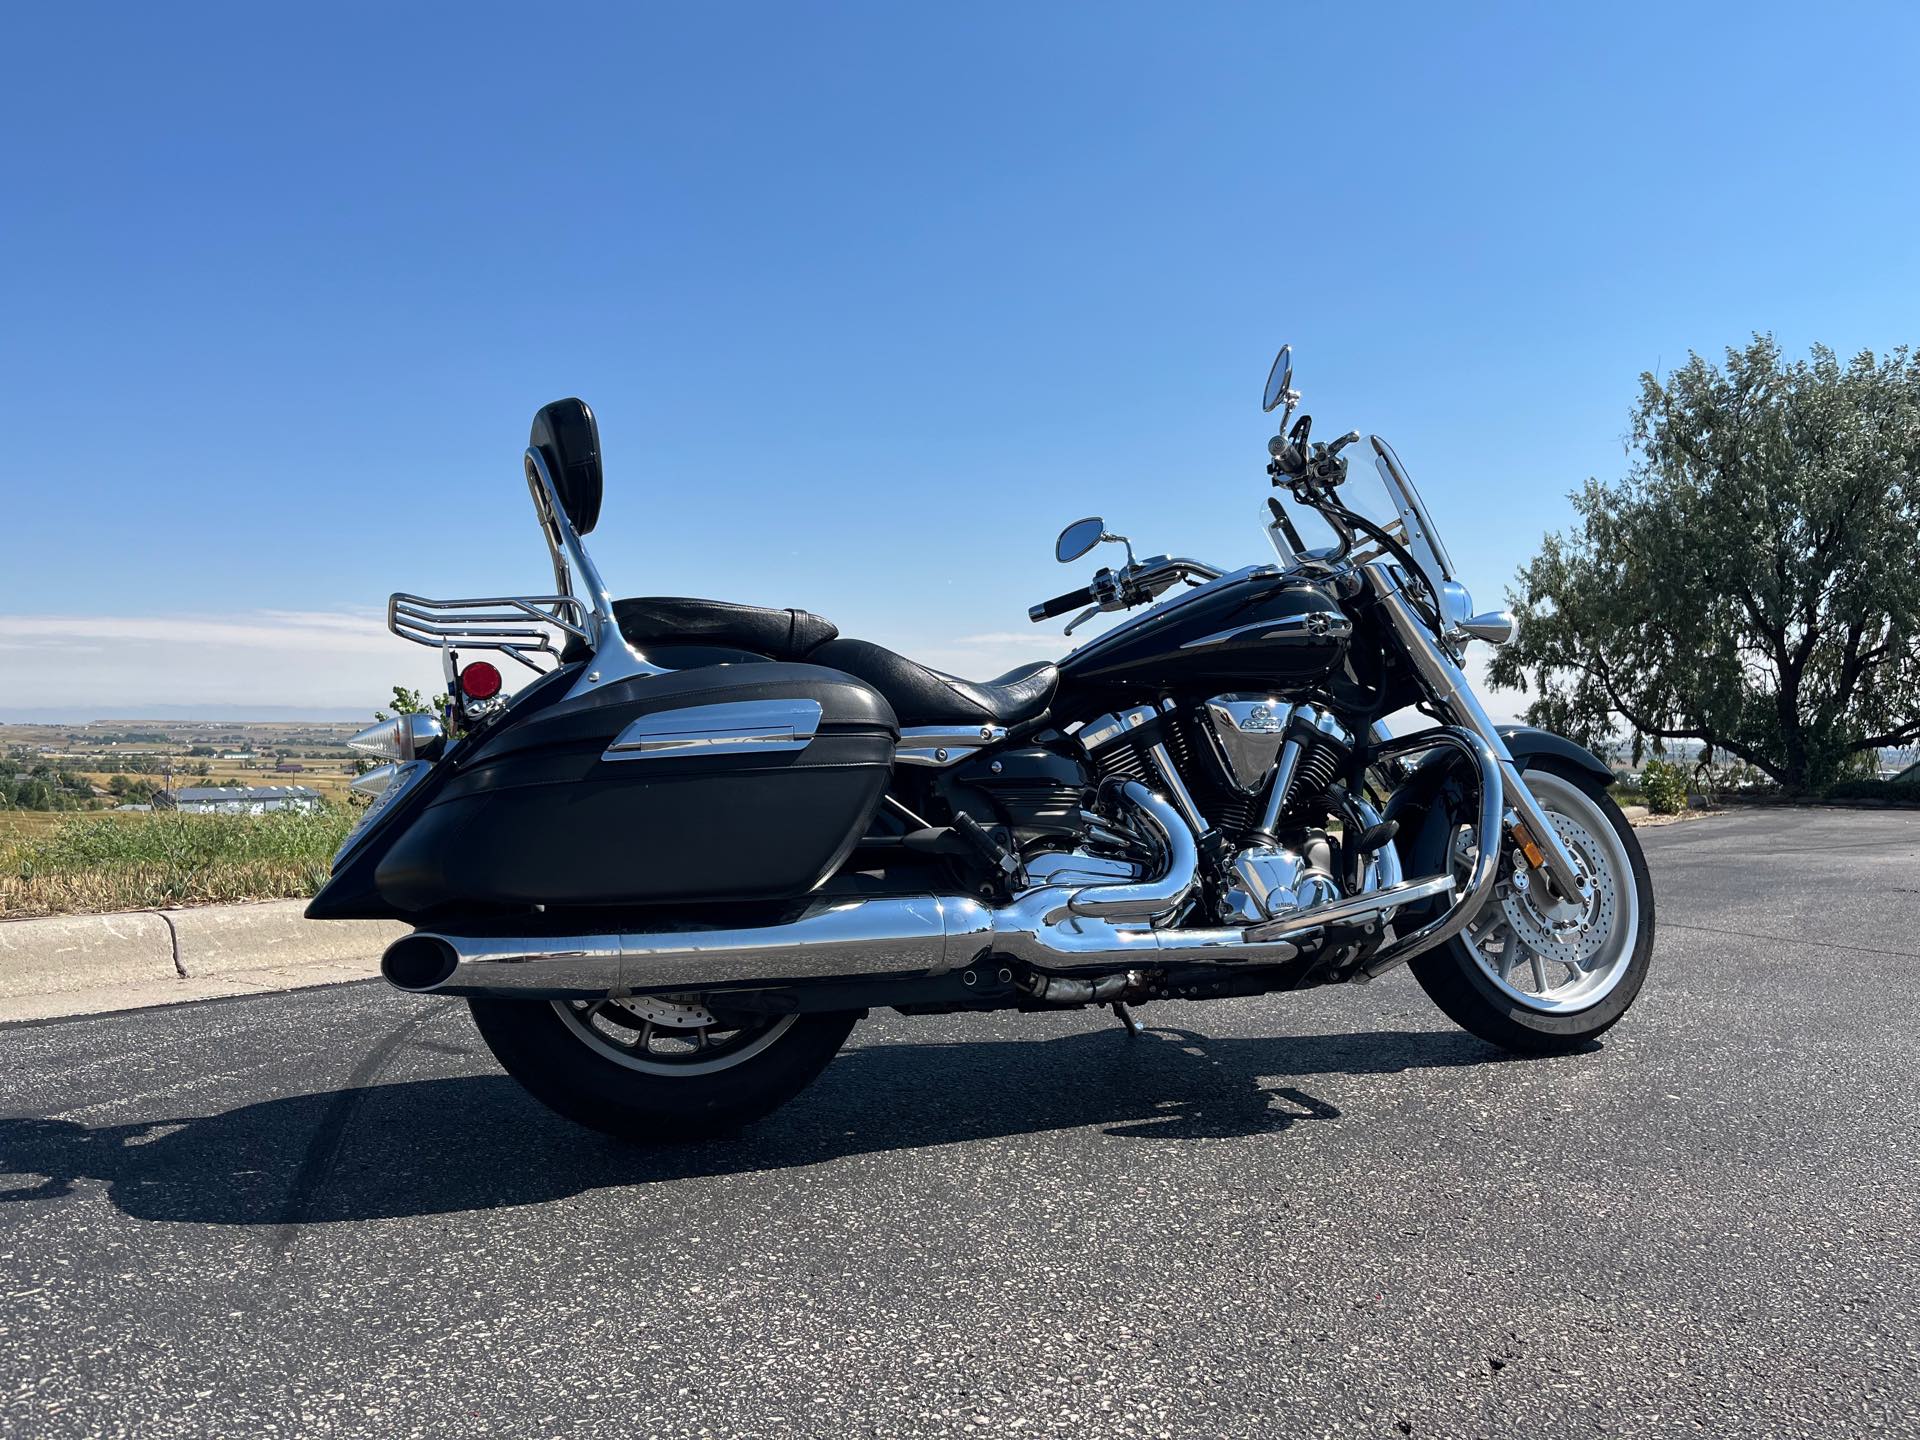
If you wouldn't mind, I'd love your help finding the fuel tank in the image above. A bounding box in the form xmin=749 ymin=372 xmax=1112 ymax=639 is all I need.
xmin=1059 ymin=568 xmax=1351 ymax=693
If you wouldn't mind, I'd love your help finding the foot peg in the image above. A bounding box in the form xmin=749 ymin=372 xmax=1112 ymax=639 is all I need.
xmin=1350 ymin=819 xmax=1398 ymax=856
xmin=954 ymin=813 xmax=1022 ymax=881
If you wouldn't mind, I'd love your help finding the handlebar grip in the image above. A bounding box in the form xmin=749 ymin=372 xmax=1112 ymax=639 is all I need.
xmin=1029 ymin=584 xmax=1095 ymax=622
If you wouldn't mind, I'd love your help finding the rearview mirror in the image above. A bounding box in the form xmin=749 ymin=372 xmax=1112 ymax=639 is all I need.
xmin=529 ymin=397 xmax=604 ymax=536
xmin=1262 ymin=345 xmax=1296 ymax=415
xmin=1055 ymin=517 xmax=1106 ymax=563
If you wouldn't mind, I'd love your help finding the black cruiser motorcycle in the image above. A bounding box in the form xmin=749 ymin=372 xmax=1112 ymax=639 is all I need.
xmin=310 ymin=346 xmax=1654 ymax=1140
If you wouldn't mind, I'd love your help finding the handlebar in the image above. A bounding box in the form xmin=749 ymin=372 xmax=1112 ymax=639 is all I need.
xmin=1028 ymin=584 xmax=1096 ymax=622
xmin=1269 ymin=424 xmax=1362 ymax=495
xmin=1027 ymin=553 xmax=1228 ymax=626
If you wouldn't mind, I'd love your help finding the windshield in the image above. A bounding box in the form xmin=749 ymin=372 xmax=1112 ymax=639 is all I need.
xmin=1262 ymin=435 xmax=1456 ymax=605
xmin=1366 ymin=437 xmax=1454 ymax=582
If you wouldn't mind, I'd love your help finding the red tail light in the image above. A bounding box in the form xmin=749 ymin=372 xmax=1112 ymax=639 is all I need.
xmin=459 ymin=660 xmax=503 ymax=701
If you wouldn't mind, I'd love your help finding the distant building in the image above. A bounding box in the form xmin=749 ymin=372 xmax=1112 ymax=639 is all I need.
xmin=169 ymin=785 xmax=323 ymax=815
xmin=273 ymin=761 xmax=305 ymax=773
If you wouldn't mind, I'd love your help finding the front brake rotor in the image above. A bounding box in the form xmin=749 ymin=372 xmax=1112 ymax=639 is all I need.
xmin=1500 ymin=810 xmax=1615 ymax=966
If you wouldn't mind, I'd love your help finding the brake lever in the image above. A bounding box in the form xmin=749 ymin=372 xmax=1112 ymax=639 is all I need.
xmin=1063 ymin=604 xmax=1102 ymax=636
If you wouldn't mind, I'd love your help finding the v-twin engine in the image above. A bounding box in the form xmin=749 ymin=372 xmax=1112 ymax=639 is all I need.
xmin=1075 ymin=698 xmax=1374 ymax=927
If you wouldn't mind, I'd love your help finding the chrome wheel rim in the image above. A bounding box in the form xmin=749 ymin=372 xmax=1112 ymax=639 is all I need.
xmin=553 ymin=995 xmax=797 ymax=1076
xmin=1460 ymin=771 xmax=1638 ymax=1014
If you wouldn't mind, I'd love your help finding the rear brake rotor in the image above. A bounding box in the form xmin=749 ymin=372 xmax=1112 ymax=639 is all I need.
xmin=609 ymin=995 xmax=715 ymax=1028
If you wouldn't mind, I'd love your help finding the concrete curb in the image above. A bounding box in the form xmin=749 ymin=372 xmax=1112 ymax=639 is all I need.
xmin=0 ymin=901 xmax=407 ymax=1023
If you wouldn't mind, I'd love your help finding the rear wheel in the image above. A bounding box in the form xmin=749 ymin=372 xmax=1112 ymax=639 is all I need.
xmin=1409 ymin=761 xmax=1654 ymax=1054
xmin=468 ymin=994 xmax=858 ymax=1141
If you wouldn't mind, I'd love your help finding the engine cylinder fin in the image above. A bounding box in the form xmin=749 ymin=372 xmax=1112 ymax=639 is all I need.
xmin=1286 ymin=741 xmax=1342 ymax=820
xmin=1159 ymin=706 xmax=1254 ymax=837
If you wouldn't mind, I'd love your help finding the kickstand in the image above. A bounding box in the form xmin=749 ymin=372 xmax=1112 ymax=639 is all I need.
xmin=1112 ymin=1002 xmax=1143 ymax=1037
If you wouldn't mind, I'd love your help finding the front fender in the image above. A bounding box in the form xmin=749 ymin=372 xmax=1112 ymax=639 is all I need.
xmin=1493 ymin=725 xmax=1613 ymax=786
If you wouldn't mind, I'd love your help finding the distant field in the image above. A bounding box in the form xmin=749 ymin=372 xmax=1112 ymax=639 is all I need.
xmin=0 ymin=806 xmax=353 ymax=918
xmin=67 ymin=764 xmax=358 ymax=801
xmin=5 ymin=717 xmax=366 ymax=812
xmin=0 ymin=809 xmax=142 ymax=841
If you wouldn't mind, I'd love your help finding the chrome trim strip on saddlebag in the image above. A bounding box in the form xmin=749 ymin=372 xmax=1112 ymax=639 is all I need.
xmin=602 ymin=698 xmax=824 ymax=761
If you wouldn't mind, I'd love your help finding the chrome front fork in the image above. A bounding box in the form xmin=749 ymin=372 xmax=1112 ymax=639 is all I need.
xmin=1366 ymin=564 xmax=1592 ymax=908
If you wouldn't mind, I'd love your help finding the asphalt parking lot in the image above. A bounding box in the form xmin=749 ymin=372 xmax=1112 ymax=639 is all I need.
xmin=3 ymin=808 xmax=1917 ymax=1438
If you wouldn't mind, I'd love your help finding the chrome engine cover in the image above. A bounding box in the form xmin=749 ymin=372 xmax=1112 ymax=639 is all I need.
xmin=1021 ymin=850 xmax=1146 ymax=888
xmin=1225 ymin=838 xmax=1340 ymax=924
xmin=1202 ymin=695 xmax=1295 ymax=791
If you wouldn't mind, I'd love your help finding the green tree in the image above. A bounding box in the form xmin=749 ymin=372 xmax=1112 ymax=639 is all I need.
xmin=1491 ymin=335 xmax=1920 ymax=792
xmin=374 ymin=685 xmax=446 ymax=721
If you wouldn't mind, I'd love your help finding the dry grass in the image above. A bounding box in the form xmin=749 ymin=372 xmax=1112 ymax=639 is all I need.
xmin=0 ymin=810 xmax=121 ymax=841
xmin=0 ymin=807 xmax=355 ymax=919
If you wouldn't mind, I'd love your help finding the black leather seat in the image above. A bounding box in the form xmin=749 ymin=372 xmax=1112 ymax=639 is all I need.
xmin=614 ymin=597 xmax=839 ymax=662
xmin=614 ymin=597 xmax=1058 ymax=727
xmin=809 ymin=637 xmax=1058 ymax=728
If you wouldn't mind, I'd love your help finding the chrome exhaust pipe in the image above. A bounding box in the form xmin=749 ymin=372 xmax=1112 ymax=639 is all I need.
xmin=381 ymin=934 xmax=459 ymax=991
xmin=383 ymin=736 xmax=1501 ymax=999
xmin=381 ymin=893 xmax=996 ymax=998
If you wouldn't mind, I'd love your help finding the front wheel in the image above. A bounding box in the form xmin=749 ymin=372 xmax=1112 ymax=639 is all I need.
xmin=1409 ymin=760 xmax=1655 ymax=1054
xmin=468 ymin=994 xmax=859 ymax=1142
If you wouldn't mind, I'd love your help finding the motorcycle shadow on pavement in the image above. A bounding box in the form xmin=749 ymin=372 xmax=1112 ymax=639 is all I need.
xmin=0 ymin=1022 xmax=1514 ymax=1229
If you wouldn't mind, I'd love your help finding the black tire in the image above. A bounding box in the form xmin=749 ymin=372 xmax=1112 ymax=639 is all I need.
xmin=467 ymin=998 xmax=859 ymax=1142
xmin=1408 ymin=759 xmax=1655 ymax=1055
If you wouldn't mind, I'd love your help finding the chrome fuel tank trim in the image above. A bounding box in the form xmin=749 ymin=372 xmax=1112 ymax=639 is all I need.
xmin=1179 ymin=612 xmax=1353 ymax=651
xmin=602 ymin=698 xmax=823 ymax=761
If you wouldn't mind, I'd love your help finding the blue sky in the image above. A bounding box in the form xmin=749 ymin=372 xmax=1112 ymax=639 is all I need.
xmin=5 ymin=3 xmax=1919 ymax=718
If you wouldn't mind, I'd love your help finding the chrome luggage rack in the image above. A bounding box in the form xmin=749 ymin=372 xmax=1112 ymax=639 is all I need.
xmin=380 ymin=442 xmax=664 ymax=694
xmin=388 ymin=592 xmax=591 ymax=673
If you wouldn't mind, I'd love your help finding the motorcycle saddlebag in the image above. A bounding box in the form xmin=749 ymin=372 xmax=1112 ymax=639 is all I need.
xmin=372 ymin=662 xmax=897 ymax=914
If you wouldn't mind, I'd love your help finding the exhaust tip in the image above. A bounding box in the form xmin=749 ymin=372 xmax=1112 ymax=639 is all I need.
xmin=382 ymin=934 xmax=459 ymax=992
